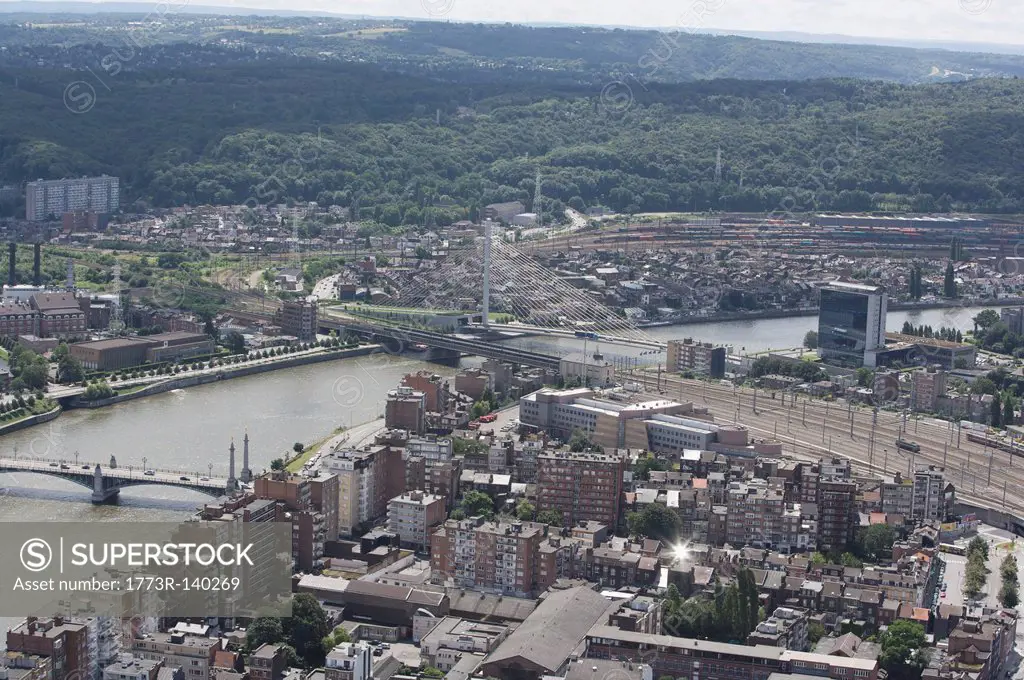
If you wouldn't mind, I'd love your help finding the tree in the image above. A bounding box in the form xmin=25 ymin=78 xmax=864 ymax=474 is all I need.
xmin=943 ymin=261 xmax=957 ymax=299
xmin=321 ymin=626 xmax=351 ymax=654
xmin=57 ymin=354 xmax=85 ymax=383
xmin=627 ymin=504 xmax=681 ymax=542
xmin=515 ymin=499 xmax=535 ymax=521
xmin=999 ymin=581 xmax=1019 ymax=608
xmin=293 ymin=442 xmax=305 ymax=453
xmin=421 ymin=669 xmax=444 ymax=679
xmin=879 ymin=620 xmax=928 ymax=680
xmin=1005 ymin=395 xmax=1016 ymax=427
xmin=460 ymin=490 xmax=494 ymax=519
xmin=246 ymin=617 xmax=284 ymax=651
xmin=968 ymin=536 xmax=989 ymax=561
xmin=224 ymin=330 xmax=246 ymax=354
xmin=568 ymin=429 xmax=602 ymax=452
xmin=808 ymin=621 xmax=826 ymax=643
xmin=974 ymin=309 xmax=1000 ymax=331
xmin=634 ymin=455 xmax=667 ymax=481
xmin=270 ymin=458 xmax=286 ymax=471
xmin=803 ymin=330 xmax=818 ymax=350
xmin=857 ymin=524 xmax=896 ymax=562
xmin=856 ymin=367 xmax=874 ymax=388
xmin=536 ymin=509 xmax=563 ymax=526
xmin=286 ymin=593 xmax=331 ymax=668
xmin=992 ymin=392 xmax=1002 ymax=428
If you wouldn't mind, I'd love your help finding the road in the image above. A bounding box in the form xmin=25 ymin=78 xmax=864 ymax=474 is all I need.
xmin=627 ymin=371 xmax=1024 ymax=517
xmin=0 ymin=457 xmax=228 ymax=489
xmin=313 ymin=273 xmax=341 ymax=301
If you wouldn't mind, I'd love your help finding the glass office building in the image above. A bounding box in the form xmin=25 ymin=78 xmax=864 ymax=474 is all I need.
xmin=817 ymin=281 xmax=887 ymax=368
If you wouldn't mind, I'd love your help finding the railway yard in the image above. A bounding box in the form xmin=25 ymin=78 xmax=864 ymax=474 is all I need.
xmin=629 ymin=370 xmax=1024 ymax=518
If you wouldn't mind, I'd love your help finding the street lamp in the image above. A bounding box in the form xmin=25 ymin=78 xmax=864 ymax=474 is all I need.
xmin=143 ymin=457 xmax=147 ymax=472
xmin=208 ymin=463 xmax=214 ymax=479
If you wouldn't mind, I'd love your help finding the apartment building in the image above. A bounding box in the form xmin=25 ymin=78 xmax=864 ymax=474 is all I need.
xmin=26 ymin=176 xmax=120 ymax=221
xmin=667 ymin=338 xmax=727 ymax=378
xmin=585 ymin=626 xmax=879 ymax=680
xmin=725 ymin=480 xmax=804 ymax=552
xmin=913 ymin=465 xmax=950 ymax=521
xmin=746 ymin=607 xmax=810 ymax=651
xmin=536 ymin=450 xmax=627 ymax=528
xmin=6 ymin=617 xmax=90 ymax=680
xmin=385 ymin=386 xmax=426 ymax=434
xmin=430 ymin=518 xmax=545 ymax=597
xmin=248 ymin=644 xmax=286 ymax=680
xmin=323 ymin=447 xmax=390 ymax=536
xmin=880 ymin=474 xmax=914 ymax=518
xmin=387 ymin=490 xmax=447 ymax=550
xmin=102 ymin=656 xmax=163 ymax=680
xmin=817 ymin=478 xmax=858 ymax=554
xmin=324 ymin=643 xmax=371 ymax=680
xmin=944 ymin=612 xmax=1018 ymax=680
xmin=276 ymin=299 xmax=317 ymax=342
xmin=130 ymin=632 xmax=218 ymax=680
xmin=401 ymin=372 xmax=450 ymax=412
xmin=253 ymin=471 xmax=338 ymax=571
xmin=911 ymin=366 xmax=947 ymax=412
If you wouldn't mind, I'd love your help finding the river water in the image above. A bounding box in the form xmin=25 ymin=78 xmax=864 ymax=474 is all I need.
xmin=0 ymin=304 xmax=1002 ymax=645
xmin=0 ymin=304 xmax=997 ymax=518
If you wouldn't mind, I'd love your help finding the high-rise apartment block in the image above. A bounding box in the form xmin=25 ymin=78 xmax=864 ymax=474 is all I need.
xmin=817 ymin=281 xmax=887 ymax=368
xmin=536 ymin=450 xmax=626 ymax=528
xmin=387 ymin=490 xmax=447 ymax=550
xmin=276 ymin=298 xmax=318 ymax=342
xmin=430 ymin=517 xmax=544 ymax=597
xmin=911 ymin=366 xmax=947 ymax=412
xmin=26 ymin=176 xmax=119 ymax=221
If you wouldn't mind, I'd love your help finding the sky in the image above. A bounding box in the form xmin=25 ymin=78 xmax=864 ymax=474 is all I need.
xmin=3 ymin=0 xmax=1024 ymax=46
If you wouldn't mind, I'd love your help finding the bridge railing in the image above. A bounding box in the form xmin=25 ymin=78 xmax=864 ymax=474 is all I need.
xmin=0 ymin=456 xmax=225 ymax=481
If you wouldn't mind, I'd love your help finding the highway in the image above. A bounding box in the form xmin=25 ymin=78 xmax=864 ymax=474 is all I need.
xmin=626 ymin=371 xmax=1024 ymax=517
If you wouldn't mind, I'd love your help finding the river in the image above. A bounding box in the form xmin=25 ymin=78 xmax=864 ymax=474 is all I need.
xmin=0 ymin=303 xmax=1004 ymax=644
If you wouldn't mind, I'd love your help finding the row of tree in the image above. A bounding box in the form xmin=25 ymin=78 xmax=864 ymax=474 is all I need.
xmin=963 ymin=536 xmax=990 ymax=600
xmin=999 ymin=553 xmax=1019 ymax=608
xmin=662 ymin=570 xmax=762 ymax=643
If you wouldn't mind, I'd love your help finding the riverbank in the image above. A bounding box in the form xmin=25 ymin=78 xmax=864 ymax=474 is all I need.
xmin=0 ymin=405 xmax=61 ymax=436
xmin=68 ymin=345 xmax=382 ymax=409
xmin=647 ymin=298 xmax=1024 ymax=327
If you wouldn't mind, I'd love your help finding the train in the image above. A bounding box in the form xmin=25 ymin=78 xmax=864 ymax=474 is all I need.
xmin=895 ymin=439 xmax=921 ymax=453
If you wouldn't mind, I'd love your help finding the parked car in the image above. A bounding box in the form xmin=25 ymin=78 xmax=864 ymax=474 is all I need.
xmin=144 ymin=470 xmax=156 ymax=476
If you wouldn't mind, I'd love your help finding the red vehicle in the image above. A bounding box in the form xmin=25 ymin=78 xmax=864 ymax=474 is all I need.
xmin=479 ymin=414 xmax=497 ymax=423
xmin=468 ymin=421 xmax=481 ymax=430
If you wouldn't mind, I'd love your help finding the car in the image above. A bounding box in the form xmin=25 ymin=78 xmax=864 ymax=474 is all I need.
xmin=941 ymin=591 xmax=946 ymax=598
xmin=82 ymin=465 xmax=90 ymax=469
xmin=200 ymin=477 xmax=210 ymax=481
xmin=59 ymin=464 xmax=69 ymax=470
xmin=179 ymin=476 xmax=189 ymax=481
xmin=372 ymin=649 xmax=383 ymax=657
xmin=48 ymin=462 xmax=58 ymax=467
xmin=144 ymin=470 xmax=156 ymax=476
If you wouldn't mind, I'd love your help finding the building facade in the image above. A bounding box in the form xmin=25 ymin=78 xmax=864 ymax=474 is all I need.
xmin=817 ymin=281 xmax=887 ymax=368
xmin=536 ymin=450 xmax=626 ymax=528
xmin=667 ymin=339 xmax=727 ymax=378
xmin=387 ymin=490 xmax=447 ymax=550
xmin=26 ymin=176 xmax=120 ymax=222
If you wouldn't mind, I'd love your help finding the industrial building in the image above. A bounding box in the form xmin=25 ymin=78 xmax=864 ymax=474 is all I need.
xmin=70 ymin=331 xmax=214 ymax=370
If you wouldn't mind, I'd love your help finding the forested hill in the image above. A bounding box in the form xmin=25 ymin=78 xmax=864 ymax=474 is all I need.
xmin=2 ymin=47 xmax=1023 ymax=217
xmin=3 ymin=15 xmax=1024 ymax=85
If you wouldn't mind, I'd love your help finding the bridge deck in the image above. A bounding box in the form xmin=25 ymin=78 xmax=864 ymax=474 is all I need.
xmin=0 ymin=459 xmax=228 ymax=493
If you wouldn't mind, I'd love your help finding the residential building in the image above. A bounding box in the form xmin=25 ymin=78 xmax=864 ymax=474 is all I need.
xmin=913 ymin=465 xmax=948 ymax=521
xmin=746 ymin=607 xmax=810 ymax=651
xmin=1001 ymin=307 xmax=1024 ymax=335
xmin=276 ymin=299 xmax=318 ymax=342
xmin=817 ymin=478 xmax=857 ymax=554
xmin=725 ymin=480 xmax=802 ymax=552
xmin=454 ymin=368 xmax=491 ymax=400
xmin=324 ymin=643 xmax=371 ymax=680
xmin=323 ymin=447 xmax=389 ymax=536
xmin=817 ymin=281 xmax=888 ymax=368
xmin=911 ymin=366 xmax=947 ymax=412
xmin=944 ymin=611 xmax=1017 ymax=680
xmin=248 ymin=644 xmax=286 ymax=680
xmin=102 ymin=656 xmax=163 ymax=680
xmin=26 ymin=176 xmax=119 ymax=221
xmin=430 ymin=517 xmax=545 ymax=597
xmin=880 ymin=474 xmax=914 ymax=518
xmin=667 ymin=338 xmax=727 ymax=378
xmin=401 ymin=372 xmax=450 ymax=412
xmin=387 ymin=490 xmax=447 ymax=550
xmin=130 ymin=632 xmax=219 ymax=680
xmin=6 ymin=617 xmax=90 ymax=680
xmin=253 ymin=471 xmax=339 ymax=571
xmin=536 ymin=450 xmax=627 ymax=528
xmin=385 ymin=386 xmax=426 ymax=435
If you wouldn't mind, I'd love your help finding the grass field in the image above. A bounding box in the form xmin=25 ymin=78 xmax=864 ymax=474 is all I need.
xmin=323 ymin=27 xmax=407 ymax=39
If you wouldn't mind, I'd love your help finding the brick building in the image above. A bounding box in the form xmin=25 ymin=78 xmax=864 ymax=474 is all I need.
xmin=387 ymin=490 xmax=447 ymax=550
xmin=536 ymin=450 xmax=627 ymax=528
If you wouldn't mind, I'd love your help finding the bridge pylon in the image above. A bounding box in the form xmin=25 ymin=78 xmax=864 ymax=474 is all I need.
xmin=92 ymin=464 xmax=120 ymax=504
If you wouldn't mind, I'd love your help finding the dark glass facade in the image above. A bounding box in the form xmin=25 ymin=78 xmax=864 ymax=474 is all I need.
xmin=818 ymin=288 xmax=871 ymax=367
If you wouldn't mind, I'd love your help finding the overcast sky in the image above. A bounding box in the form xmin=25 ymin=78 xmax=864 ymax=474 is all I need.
xmin=5 ymin=0 xmax=1024 ymax=46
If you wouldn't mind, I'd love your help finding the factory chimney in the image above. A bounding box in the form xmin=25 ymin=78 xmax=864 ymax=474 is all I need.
xmin=32 ymin=243 xmax=41 ymax=286
xmin=7 ymin=243 xmax=15 ymax=286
